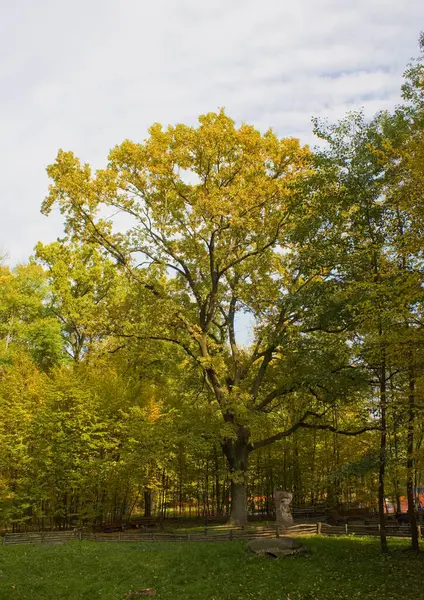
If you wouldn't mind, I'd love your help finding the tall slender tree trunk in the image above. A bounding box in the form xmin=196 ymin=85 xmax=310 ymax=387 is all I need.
xmin=332 ymin=410 xmax=341 ymax=510
xmin=378 ymin=346 xmax=388 ymax=553
xmin=223 ymin=477 xmax=230 ymax=515
xmin=407 ymin=362 xmax=420 ymax=552
xmin=311 ymin=429 xmax=317 ymax=506
xmin=213 ymin=446 xmax=222 ymax=515
xmin=391 ymin=382 xmax=402 ymax=515
xmin=293 ymin=442 xmax=302 ymax=506
xmin=144 ymin=487 xmax=152 ymax=518
xmin=178 ymin=448 xmax=183 ymax=517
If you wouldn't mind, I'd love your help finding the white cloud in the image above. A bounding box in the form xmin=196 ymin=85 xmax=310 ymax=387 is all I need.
xmin=1 ymin=0 xmax=423 ymax=263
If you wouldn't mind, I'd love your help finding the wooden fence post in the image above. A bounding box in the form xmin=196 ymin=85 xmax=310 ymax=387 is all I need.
xmin=276 ymin=526 xmax=280 ymax=538
xmin=418 ymin=525 xmax=422 ymax=540
xmin=345 ymin=523 xmax=348 ymax=535
xmin=316 ymin=522 xmax=322 ymax=535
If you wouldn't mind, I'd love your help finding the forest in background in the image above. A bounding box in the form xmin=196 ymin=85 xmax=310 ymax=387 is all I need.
xmin=1 ymin=36 xmax=424 ymax=553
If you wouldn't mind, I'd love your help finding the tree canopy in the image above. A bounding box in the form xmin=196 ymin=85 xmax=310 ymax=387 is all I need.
xmin=1 ymin=36 xmax=424 ymax=547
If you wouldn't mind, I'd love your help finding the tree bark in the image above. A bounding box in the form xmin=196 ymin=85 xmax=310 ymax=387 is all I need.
xmin=213 ymin=446 xmax=222 ymax=515
xmin=391 ymin=388 xmax=402 ymax=515
xmin=407 ymin=362 xmax=420 ymax=552
xmin=222 ymin=423 xmax=250 ymax=526
xmin=229 ymin=481 xmax=248 ymax=526
xmin=144 ymin=487 xmax=152 ymax=518
xmin=378 ymin=348 xmax=388 ymax=553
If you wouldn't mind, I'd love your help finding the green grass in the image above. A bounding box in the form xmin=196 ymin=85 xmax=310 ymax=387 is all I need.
xmin=167 ymin=520 xmax=275 ymax=532
xmin=0 ymin=537 xmax=423 ymax=600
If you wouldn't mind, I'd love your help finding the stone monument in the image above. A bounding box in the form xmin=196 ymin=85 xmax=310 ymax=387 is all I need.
xmin=247 ymin=536 xmax=306 ymax=558
xmin=274 ymin=490 xmax=294 ymax=529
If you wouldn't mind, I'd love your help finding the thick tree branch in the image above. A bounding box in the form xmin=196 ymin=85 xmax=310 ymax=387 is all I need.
xmin=251 ymin=411 xmax=379 ymax=452
xmin=108 ymin=331 xmax=200 ymax=365
xmin=255 ymin=385 xmax=299 ymax=412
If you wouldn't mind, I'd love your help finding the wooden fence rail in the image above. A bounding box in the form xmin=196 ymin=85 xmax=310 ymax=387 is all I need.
xmin=1 ymin=522 xmax=421 ymax=546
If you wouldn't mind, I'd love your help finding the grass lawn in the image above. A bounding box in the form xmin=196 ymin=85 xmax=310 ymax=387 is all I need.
xmin=0 ymin=536 xmax=423 ymax=600
xmin=167 ymin=520 xmax=275 ymax=533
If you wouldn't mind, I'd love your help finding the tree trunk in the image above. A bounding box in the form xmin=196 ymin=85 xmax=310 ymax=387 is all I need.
xmin=223 ymin=479 xmax=230 ymax=515
xmin=392 ymin=396 xmax=402 ymax=515
xmin=213 ymin=446 xmax=222 ymax=515
xmin=222 ymin=423 xmax=250 ymax=526
xmin=293 ymin=442 xmax=303 ymax=506
xmin=407 ymin=362 xmax=420 ymax=552
xmin=229 ymin=481 xmax=248 ymax=526
xmin=378 ymin=349 xmax=388 ymax=553
xmin=144 ymin=487 xmax=152 ymax=518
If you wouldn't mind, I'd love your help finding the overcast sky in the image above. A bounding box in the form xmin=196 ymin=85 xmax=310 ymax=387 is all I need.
xmin=1 ymin=0 xmax=423 ymax=265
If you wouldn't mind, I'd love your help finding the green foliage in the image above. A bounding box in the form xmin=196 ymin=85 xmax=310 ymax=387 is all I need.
xmin=0 ymin=264 xmax=63 ymax=369
xmin=2 ymin=36 xmax=424 ymax=530
xmin=40 ymin=107 xmax=383 ymax=526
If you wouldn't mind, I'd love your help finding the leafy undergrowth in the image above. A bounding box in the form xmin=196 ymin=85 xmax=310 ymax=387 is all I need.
xmin=0 ymin=536 xmax=423 ymax=600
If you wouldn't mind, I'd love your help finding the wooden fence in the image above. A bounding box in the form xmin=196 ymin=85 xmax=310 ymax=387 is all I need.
xmin=2 ymin=530 xmax=81 ymax=545
xmin=1 ymin=522 xmax=421 ymax=546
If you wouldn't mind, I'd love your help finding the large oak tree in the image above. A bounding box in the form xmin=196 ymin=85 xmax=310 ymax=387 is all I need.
xmin=43 ymin=111 xmax=376 ymax=524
